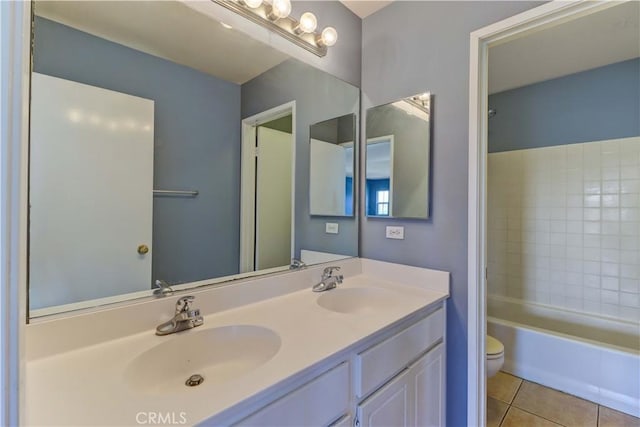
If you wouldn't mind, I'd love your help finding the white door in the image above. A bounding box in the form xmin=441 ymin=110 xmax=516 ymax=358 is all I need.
xmin=309 ymin=138 xmax=346 ymax=215
xmin=255 ymin=127 xmax=293 ymax=270
xmin=412 ymin=344 xmax=445 ymax=427
xmin=357 ymin=368 xmax=411 ymax=427
xmin=29 ymin=73 xmax=154 ymax=310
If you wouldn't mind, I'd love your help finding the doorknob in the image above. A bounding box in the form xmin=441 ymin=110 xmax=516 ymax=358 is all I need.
xmin=137 ymin=244 xmax=149 ymax=255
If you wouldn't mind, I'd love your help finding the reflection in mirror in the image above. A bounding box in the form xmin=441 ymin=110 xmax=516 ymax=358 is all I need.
xmin=365 ymin=137 xmax=393 ymax=216
xmin=309 ymin=114 xmax=356 ymax=217
xmin=28 ymin=1 xmax=359 ymax=317
xmin=365 ymin=93 xmax=431 ymax=219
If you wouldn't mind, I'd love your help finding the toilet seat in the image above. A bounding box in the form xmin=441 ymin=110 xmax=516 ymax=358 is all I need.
xmin=486 ymin=335 xmax=504 ymax=356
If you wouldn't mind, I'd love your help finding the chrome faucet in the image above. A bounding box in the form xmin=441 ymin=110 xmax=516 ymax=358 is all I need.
xmin=155 ymin=296 xmax=204 ymax=336
xmin=289 ymin=258 xmax=307 ymax=270
xmin=312 ymin=266 xmax=343 ymax=292
xmin=152 ymin=279 xmax=174 ymax=297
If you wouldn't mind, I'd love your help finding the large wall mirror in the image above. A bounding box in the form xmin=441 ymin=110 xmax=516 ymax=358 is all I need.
xmin=28 ymin=1 xmax=360 ymax=317
xmin=365 ymin=93 xmax=431 ymax=219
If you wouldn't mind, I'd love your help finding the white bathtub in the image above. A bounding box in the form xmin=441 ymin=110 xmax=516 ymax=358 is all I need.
xmin=488 ymin=296 xmax=640 ymax=417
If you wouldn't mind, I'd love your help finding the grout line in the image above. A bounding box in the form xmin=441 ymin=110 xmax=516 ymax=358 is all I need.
xmin=510 ymin=377 xmax=525 ymax=405
xmin=498 ymin=403 xmax=510 ymax=427
xmin=515 ymin=406 xmax=567 ymax=427
xmin=509 ymin=374 xmax=602 ymax=427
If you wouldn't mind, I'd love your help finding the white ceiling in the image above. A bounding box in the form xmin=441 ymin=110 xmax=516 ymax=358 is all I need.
xmin=35 ymin=1 xmax=290 ymax=85
xmin=489 ymin=1 xmax=640 ymax=94
xmin=340 ymin=0 xmax=394 ymax=19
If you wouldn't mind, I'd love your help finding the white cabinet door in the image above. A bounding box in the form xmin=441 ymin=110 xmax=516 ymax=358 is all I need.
xmin=357 ymin=344 xmax=445 ymax=427
xmin=330 ymin=414 xmax=352 ymax=427
xmin=356 ymin=368 xmax=411 ymax=427
xmin=411 ymin=344 xmax=445 ymax=427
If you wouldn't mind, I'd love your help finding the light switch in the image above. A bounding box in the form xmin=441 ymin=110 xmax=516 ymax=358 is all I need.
xmin=326 ymin=222 xmax=339 ymax=234
xmin=385 ymin=226 xmax=404 ymax=240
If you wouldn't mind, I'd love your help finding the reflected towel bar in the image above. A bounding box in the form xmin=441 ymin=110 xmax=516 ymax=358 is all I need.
xmin=153 ymin=190 xmax=199 ymax=197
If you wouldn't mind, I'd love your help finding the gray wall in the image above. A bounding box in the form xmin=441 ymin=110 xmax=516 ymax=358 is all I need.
xmin=291 ymin=1 xmax=362 ymax=87
xmin=242 ymin=59 xmax=360 ymax=258
xmin=361 ymin=2 xmax=542 ymax=425
xmin=489 ymin=58 xmax=640 ymax=152
xmin=33 ymin=17 xmax=241 ymax=286
xmin=310 ymin=114 xmax=355 ymax=144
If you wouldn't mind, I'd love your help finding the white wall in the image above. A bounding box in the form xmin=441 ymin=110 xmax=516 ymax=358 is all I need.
xmin=488 ymin=137 xmax=640 ymax=322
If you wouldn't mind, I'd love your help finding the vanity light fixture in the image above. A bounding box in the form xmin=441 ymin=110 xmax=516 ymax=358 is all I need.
xmin=241 ymin=0 xmax=263 ymax=8
xmin=318 ymin=26 xmax=338 ymax=47
xmin=407 ymin=92 xmax=431 ymax=113
xmin=212 ymin=0 xmax=337 ymax=57
xmin=268 ymin=0 xmax=292 ymax=20
xmin=293 ymin=12 xmax=317 ymax=34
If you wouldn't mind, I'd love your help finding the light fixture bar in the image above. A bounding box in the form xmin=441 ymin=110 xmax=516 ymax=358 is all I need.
xmin=212 ymin=0 xmax=328 ymax=57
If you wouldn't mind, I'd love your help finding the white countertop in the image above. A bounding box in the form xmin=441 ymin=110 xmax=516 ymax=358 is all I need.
xmin=26 ymin=261 xmax=449 ymax=426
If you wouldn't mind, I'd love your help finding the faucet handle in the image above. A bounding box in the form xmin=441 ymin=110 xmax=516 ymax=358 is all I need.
xmin=175 ymin=296 xmax=195 ymax=314
xmin=289 ymin=258 xmax=307 ymax=270
xmin=322 ymin=266 xmax=341 ymax=279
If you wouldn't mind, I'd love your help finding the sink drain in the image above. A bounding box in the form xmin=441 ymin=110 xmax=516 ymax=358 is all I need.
xmin=185 ymin=374 xmax=204 ymax=387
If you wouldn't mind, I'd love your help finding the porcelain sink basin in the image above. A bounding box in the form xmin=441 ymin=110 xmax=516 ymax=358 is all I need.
xmin=316 ymin=287 xmax=406 ymax=314
xmin=125 ymin=325 xmax=280 ymax=394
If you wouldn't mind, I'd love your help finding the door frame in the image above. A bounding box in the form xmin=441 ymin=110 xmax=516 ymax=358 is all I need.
xmin=239 ymin=101 xmax=296 ymax=273
xmin=467 ymin=1 xmax=626 ymax=425
xmin=1 ymin=0 xmax=30 ymax=424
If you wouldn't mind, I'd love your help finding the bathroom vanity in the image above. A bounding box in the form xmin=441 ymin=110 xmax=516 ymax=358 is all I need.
xmin=25 ymin=259 xmax=449 ymax=426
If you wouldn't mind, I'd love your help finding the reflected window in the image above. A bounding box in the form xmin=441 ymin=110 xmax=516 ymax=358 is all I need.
xmin=376 ymin=190 xmax=389 ymax=216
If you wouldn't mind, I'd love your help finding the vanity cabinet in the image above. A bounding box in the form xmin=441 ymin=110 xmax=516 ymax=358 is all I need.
xmin=356 ymin=344 xmax=445 ymax=427
xmin=229 ymin=304 xmax=445 ymax=427
xmin=236 ymin=363 xmax=350 ymax=426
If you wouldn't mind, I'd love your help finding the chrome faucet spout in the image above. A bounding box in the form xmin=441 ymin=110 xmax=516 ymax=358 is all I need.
xmin=312 ymin=266 xmax=343 ymax=292
xmin=153 ymin=279 xmax=174 ymax=297
xmin=289 ymin=258 xmax=307 ymax=270
xmin=155 ymin=296 xmax=204 ymax=336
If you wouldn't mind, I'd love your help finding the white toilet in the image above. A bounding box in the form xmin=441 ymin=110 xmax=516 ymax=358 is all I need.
xmin=486 ymin=335 xmax=504 ymax=378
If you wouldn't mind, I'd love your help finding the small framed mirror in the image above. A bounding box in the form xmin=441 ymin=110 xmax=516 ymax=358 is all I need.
xmin=365 ymin=93 xmax=431 ymax=219
xmin=309 ymin=113 xmax=356 ymax=217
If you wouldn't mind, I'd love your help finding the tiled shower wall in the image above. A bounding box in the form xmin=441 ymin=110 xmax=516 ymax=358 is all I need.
xmin=487 ymin=137 xmax=640 ymax=322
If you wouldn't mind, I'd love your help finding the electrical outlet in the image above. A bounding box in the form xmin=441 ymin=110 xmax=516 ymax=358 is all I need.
xmin=325 ymin=222 xmax=339 ymax=234
xmin=385 ymin=226 xmax=404 ymax=240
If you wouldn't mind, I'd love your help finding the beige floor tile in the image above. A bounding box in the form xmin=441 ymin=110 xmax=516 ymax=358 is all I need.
xmin=598 ymin=406 xmax=640 ymax=427
xmin=487 ymin=397 xmax=509 ymax=427
xmin=501 ymin=407 xmax=562 ymax=427
xmin=488 ymin=371 xmax=523 ymax=404
xmin=512 ymin=381 xmax=598 ymax=427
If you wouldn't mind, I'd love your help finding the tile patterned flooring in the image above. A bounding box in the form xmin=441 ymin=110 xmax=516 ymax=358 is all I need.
xmin=487 ymin=372 xmax=640 ymax=427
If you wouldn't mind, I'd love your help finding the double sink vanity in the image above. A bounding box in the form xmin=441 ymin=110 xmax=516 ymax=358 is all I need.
xmin=26 ymin=259 xmax=449 ymax=426
xmin=23 ymin=2 xmax=444 ymax=425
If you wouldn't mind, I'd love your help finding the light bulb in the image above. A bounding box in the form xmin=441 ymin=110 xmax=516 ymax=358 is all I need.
xmin=319 ymin=26 xmax=338 ymax=47
xmin=242 ymin=0 xmax=263 ymax=8
xmin=269 ymin=0 xmax=291 ymax=19
xmin=295 ymin=12 xmax=317 ymax=34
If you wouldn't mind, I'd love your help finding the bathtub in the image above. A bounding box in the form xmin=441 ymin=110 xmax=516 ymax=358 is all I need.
xmin=487 ymin=295 xmax=640 ymax=417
